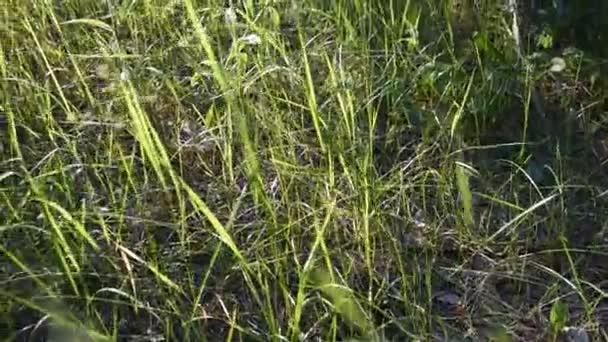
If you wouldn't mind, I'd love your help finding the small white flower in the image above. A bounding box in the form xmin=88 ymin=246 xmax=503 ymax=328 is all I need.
xmin=120 ymin=69 xmax=130 ymax=81
xmin=95 ymin=63 xmax=110 ymax=79
xmin=110 ymin=40 xmax=120 ymax=52
xmin=241 ymin=33 xmax=261 ymax=45
xmin=269 ymin=177 xmax=279 ymax=195
xmin=224 ymin=7 xmax=237 ymax=25
xmin=178 ymin=36 xmax=190 ymax=47
xmin=413 ymin=209 xmax=427 ymax=229
xmin=550 ymin=57 xmax=566 ymax=73
xmin=146 ymin=66 xmax=163 ymax=75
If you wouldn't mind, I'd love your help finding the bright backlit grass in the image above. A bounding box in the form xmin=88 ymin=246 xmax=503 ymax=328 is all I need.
xmin=2 ymin=1 xmax=608 ymax=341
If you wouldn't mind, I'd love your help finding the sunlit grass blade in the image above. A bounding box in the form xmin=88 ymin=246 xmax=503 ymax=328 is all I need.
xmin=2 ymin=0 xmax=608 ymax=340
xmin=0 ymin=291 xmax=111 ymax=342
xmin=299 ymin=30 xmax=327 ymax=153
xmin=488 ymin=193 xmax=558 ymax=242
xmin=60 ymin=18 xmax=114 ymax=33
xmin=312 ymin=268 xmax=377 ymax=339
xmin=114 ymin=243 xmax=183 ymax=293
xmin=455 ymin=161 xmax=475 ymax=229
xmin=450 ymin=68 xmax=475 ymax=141
xmin=35 ymin=198 xmax=100 ymax=251
xmin=120 ymin=81 xmax=169 ymax=190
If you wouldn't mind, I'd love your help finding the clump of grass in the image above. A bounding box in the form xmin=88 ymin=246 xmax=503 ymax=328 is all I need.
xmin=2 ymin=0 xmax=608 ymax=341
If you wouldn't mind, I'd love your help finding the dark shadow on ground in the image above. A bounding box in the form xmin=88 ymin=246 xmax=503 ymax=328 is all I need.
xmin=524 ymin=0 xmax=608 ymax=59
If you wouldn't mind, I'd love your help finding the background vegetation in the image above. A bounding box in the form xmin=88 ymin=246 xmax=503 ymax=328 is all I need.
xmin=2 ymin=0 xmax=608 ymax=340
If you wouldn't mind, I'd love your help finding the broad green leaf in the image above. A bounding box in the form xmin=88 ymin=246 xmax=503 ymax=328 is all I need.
xmin=550 ymin=300 xmax=569 ymax=332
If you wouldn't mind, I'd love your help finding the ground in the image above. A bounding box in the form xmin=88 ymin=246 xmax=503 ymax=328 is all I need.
xmin=2 ymin=0 xmax=608 ymax=341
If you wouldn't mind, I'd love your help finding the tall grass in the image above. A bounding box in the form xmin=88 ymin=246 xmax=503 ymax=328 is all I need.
xmin=2 ymin=0 xmax=608 ymax=341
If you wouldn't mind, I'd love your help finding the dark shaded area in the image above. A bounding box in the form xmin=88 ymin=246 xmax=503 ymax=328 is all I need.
xmin=526 ymin=0 xmax=608 ymax=58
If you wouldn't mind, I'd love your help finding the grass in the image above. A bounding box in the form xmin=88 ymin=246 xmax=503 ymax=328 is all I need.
xmin=2 ymin=0 xmax=608 ymax=341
